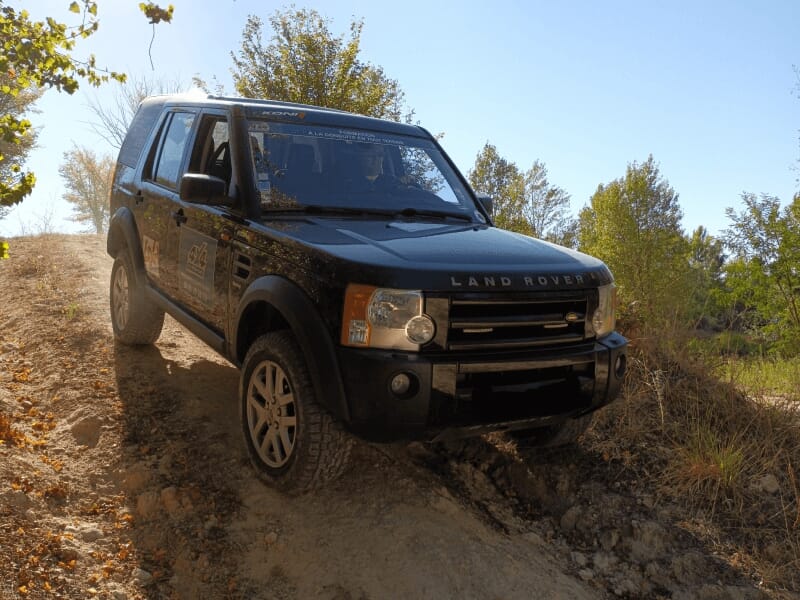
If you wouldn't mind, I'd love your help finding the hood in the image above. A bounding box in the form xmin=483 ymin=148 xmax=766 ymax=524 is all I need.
xmin=258 ymin=217 xmax=612 ymax=291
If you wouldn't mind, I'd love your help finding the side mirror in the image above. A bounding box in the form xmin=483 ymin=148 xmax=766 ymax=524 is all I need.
xmin=476 ymin=194 xmax=493 ymax=217
xmin=179 ymin=173 xmax=229 ymax=205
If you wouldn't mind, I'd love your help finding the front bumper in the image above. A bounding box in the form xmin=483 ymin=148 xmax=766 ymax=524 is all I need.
xmin=337 ymin=332 xmax=628 ymax=442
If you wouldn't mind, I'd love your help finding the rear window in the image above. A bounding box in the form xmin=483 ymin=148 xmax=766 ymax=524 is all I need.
xmin=117 ymin=102 xmax=163 ymax=168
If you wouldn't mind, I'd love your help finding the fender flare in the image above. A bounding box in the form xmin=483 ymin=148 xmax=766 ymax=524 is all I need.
xmin=106 ymin=207 xmax=146 ymax=287
xmin=233 ymin=276 xmax=350 ymax=422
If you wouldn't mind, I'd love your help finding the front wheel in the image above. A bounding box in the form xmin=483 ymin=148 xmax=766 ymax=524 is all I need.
xmin=240 ymin=331 xmax=352 ymax=494
xmin=110 ymin=251 xmax=164 ymax=345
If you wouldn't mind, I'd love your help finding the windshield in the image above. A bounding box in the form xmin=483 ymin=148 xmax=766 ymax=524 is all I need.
xmin=247 ymin=120 xmax=482 ymax=221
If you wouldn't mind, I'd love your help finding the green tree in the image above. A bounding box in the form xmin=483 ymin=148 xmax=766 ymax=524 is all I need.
xmin=467 ymin=142 xmax=526 ymax=232
xmin=0 ymin=72 xmax=41 ymax=219
xmin=722 ymin=192 xmax=800 ymax=351
xmin=579 ymin=155 xmax=690 ymax=328
xmin=521 ymin=160 xmax=576 ymax=246
xmin=686 ymin=225 xmax=726 ymax=326
xmin=231 ymin=8 xmax=406 ymax=120
xmin=59 ymin=145 xmax=113 ymax=233
xmin=0 ymin=1 xmax=173 ymax=208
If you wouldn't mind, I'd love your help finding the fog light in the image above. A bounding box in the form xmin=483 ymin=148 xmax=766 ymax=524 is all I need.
xmin=390 ymin=373 xmax=411 ymax=396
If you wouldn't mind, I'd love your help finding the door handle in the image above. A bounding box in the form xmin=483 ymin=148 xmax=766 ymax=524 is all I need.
xmin=172 ymin=209 xmax=187 ymax=226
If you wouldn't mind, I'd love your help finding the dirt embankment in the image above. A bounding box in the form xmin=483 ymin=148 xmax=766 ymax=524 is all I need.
xmin=0 ymin=234 xmax=781 ymax=600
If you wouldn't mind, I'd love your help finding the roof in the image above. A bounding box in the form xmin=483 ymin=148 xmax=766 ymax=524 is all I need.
xmin=139 ymin=93 xmax=426 ymax=137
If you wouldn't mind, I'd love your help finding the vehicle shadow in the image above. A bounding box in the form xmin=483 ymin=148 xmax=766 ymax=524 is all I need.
xmin=113 ymin=340 xmax=245 ymax=598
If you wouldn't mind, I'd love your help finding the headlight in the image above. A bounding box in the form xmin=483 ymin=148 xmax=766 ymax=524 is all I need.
xmin=592 ymin=283 xmax=617 ymax=339
xmin=341 ymin=285 xmax=436 ymax=350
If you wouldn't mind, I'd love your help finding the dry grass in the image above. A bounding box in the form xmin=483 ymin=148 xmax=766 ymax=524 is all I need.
xmin=589 ymin=334 xmax=800 ymax=592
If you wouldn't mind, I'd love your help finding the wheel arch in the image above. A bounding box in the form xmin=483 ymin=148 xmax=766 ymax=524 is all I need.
xmin=233 ymin=276 xmax=350 ymax=422
xmin=107 ymin=207 xmax=146 ymax=287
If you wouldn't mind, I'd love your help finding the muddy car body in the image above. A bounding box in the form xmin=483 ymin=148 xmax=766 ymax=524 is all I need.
xmin=107 ymin=94 xmax=628 ymax=492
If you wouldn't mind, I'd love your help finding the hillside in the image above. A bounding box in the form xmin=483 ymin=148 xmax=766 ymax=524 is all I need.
xmin=0 ymin=234 xmax=787 ymax=599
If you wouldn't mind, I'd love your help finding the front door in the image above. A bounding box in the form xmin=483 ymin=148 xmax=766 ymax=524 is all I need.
xmin=170 ymin=113 xmax=241 ymax=333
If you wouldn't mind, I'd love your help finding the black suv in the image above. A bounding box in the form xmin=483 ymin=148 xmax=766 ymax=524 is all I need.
xmin=107 ymin=94 xmax=628 ymax=493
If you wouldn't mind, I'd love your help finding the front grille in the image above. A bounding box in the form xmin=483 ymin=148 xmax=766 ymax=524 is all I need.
xmin=443 ymin=291 xmax=592 ymax=351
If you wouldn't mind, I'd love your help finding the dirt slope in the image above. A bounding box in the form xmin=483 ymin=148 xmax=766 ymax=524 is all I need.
xmin=0 ymin=235 xmax=776 ymax=600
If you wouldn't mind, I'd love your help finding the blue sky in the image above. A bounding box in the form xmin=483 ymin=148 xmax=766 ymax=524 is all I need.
xmin=2 ymin=0 xmax=798 ymax=237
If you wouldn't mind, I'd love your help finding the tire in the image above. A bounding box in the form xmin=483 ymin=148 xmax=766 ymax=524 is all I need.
xmin=511 ymin=412 xmax=594 ymax=449
xmin=240 ymin=331 xmax=352 ymax=494
xmin=110 ymin=251 xmax=165 ymax=345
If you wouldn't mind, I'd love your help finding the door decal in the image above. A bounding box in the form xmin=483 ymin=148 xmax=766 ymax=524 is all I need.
xmin=178 ymin=228 xmax=217 ymax=307
xmin=142 ymin=235 xmax=160 ymax=276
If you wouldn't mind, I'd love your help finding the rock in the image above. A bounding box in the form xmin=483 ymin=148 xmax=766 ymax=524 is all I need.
xmin=134 ymin=568 xmax=153 ymax=586
xmin=755 ymin=474 xmax=780 ymax=495
xmin=504 ymin=462 xmax=548 ymax=505
xmin=160 ymin=486 xmax=182 ymax=515
xmin=600 ymin=528 xmax=621 ymax=551
xmin=578 ymin=568 xmax=595 ymax=582
xmin=629 ymin=521 xmax=670 ymax=563
xmin=122 ymin=464 xmax=151 ymax=493
xmin=644 ymin=561 xmax=671 ymax=589
xmin=70 ymin=415 xmax=103 ymax=448
xmin=560 ymin=506 xmax=582 ymax=532
xmin=723 ymin=585 xmax=768 ymax=600
xmin=570 ymin=551 xmax=588 ymax=568
xmin=671 ymin=551 xmax=708 ymax=585
xmin=2 ymin=489 xmax=33 ymax=509
xmin=111 ymin=589 xmax=128 ymax=600
xmin=158 ymin=452 xmax=174 ymax=476
xmin=613 ymin=579 xmax=639 ymax=597
xmin=135 ymin=491 xmax=160 ymax=520
xmin=65 ymin=523 xmax=103 ymax=542
xmin=265 ymin=531 xmax=279 ymax=546
xmin=592 ymin=551 xmax=619 ymax=574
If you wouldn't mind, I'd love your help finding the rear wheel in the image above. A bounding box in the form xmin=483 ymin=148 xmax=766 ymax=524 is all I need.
xmin=511 ymin=413 xmax=594 ymax=449
xmin=240 ymin=331 xmax=352 ymax=494
xmin=110 ymin=251 xmax=164 ymax=345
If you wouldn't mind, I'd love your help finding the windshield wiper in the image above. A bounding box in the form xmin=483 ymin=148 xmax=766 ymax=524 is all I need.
xmin=264 ymin=204 xmax=394 ymax=217
xmin=264 ymin=204 xmax=474 ymax=222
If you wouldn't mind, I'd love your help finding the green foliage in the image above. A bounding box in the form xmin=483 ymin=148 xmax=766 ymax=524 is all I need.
xmin=686 ymin=225 xmax=726 ymax=325
xmin=138 ymin=2 xmax=173 ymax=24
xmin=0 ymin=1 xmax=173 ymax=208
xmin=468 ymin=143 xmax=576 ymax=244
xmin=720 ymin=355 xmax=800 ymax=399
xmin=468 ymin=143 xmax=526 ymax=232
xmin=59 ymin=145 xmax=114 ymax=233
xmin=721 ymin=192 xmax=800 ymax=353
xmin=231 ymin=8 xmax=407 ymax=120
xmin=579 ymin=155 xmax=690 ymax=329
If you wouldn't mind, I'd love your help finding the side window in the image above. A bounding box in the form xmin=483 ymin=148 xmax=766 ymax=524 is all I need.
xmin=188 ymin=116 xmax=231 ymax=187
xmin=152 ymin=112 xmax=195 ymax=189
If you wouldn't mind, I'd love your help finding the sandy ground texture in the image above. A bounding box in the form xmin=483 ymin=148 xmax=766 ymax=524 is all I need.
xmin=0 ymin=234 xmax=779 ymax=599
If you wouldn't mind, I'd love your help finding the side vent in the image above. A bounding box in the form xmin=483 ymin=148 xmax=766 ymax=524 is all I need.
xmin=233 ymin=253 xmax=252 ymax=286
